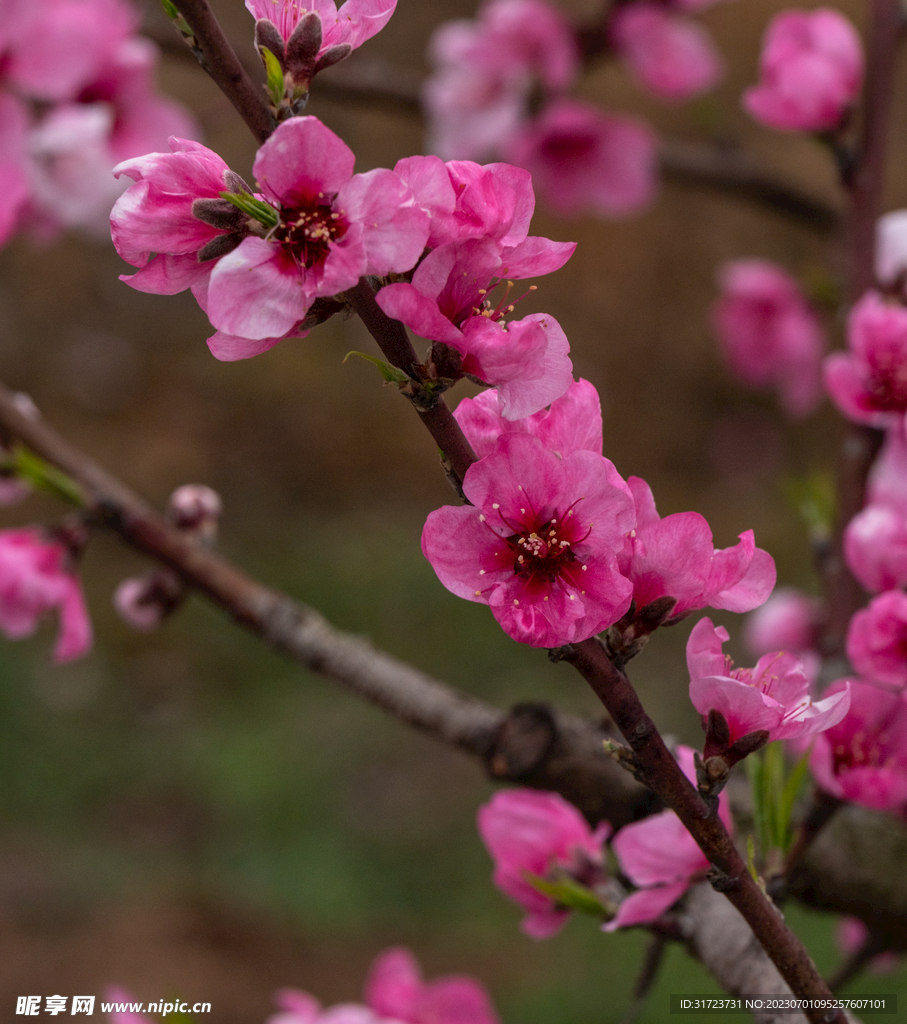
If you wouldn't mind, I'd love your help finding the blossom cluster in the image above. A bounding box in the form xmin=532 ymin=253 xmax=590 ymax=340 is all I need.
xmin=423 ymin=379 xmax=775 ymax=648
xmin=0 ymin=0 xmax=196 ymax=245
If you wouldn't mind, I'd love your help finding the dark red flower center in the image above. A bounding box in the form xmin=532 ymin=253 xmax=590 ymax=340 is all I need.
xmin=866 ymin=353 xmax=907 ymax=412
xmin=832 ymin=729 xmax=893 ymax=775
xmin=273 ymin=200 xmax=348 ymax=267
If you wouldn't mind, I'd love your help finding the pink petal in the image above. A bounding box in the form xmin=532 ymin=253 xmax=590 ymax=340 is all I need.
xmin=604 ymin=879 xmax=691 ymax=931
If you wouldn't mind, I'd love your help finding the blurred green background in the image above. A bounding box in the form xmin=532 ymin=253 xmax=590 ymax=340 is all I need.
xmin=1 ymin=0 xmax=907 ymax=1020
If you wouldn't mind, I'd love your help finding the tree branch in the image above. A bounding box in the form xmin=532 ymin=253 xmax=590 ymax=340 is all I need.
xmin=562 ymin=639 xmax=846 ymax=1024
xmin=167 ymin=0 xmax=276 ymax=144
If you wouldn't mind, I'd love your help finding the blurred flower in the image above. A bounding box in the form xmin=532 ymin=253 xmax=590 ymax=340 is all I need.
xmin=0 ymin=527 xmax=91 ymax=663
xmin=366 ymin=947 xmax=500 ymax=1024
xmin=744 ymin=587 xmax=821 ymax=682
xmin=836 ymin=917 xmax=901 ymax=975
xmin=712 ymin=259 xmax=825 ymax=418
xmin=477 ymin=788 xmax=610 ymax=938
xmin=825 ymin=291 xmax=907 ymax=427
xmin=503 ymin=100 xmax=657 ymax=218
xmin=744 ymin=8 xmax=863 ymax=133
xmin=876 ymin=210 xmax=907 ymax=294
xmin=611 ymin=3 xmax=723 ymax=102
xmin=846 ymin=591 xmax=907 ymax=690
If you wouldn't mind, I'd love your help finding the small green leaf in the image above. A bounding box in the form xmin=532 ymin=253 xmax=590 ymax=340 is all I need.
xmin=524 ymin=872 xmax=604 ymax=915
xmin=780 ymin=747 xmax=812 ymax=853
xmin=160 ymin=0 xmax=179 ymax=17
xmin=746 ymin=835 xmax=760 ymax=886
xmin=343 ymin=351 xmax=411 ymax=383
xmin=219 ymin=192 xmax=279 ymax=229
xmin=783 ymin=472 xmax=836 ymax=541
xmin=12 ymin=446 xmax=83 ymax=506
xmin=259 ymin=45 xmax=286 ymax=108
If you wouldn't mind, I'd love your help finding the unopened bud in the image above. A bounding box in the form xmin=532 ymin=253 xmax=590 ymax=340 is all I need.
xmin=114 ymin=572 xmax=183 ymax=632
xmin=167 ymin=484 xmax=222 ymax=536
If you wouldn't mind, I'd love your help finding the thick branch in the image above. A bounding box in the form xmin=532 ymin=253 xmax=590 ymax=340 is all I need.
xmin=168 ymin=0 xmax=276 ymax=144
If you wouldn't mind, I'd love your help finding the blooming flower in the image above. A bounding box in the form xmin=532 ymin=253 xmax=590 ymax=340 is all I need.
xmin=712 ymin=259 xmax=825 ymax=419
xmin=809 ymin=679 xmax=907 ymax=812
xmin=618 ymin=477 xmax=776 ymax=621
xmin=502 ymin=100 xmax=657 ymax=218
xmin=611 ymin=3 xmax=723 ymax=102
xmin=453 ymin=378 xmax=602 ymax=460
xmin=477 ymin=788 xmax=610 ymax=938
xmin=114 ymin=117 xmax=430 ymax=359
xmin=0 ymin=527 xmax=92 ymax=663
xmin=422 ymin=433 xmax=635 ymax=647
xmin=607 ymin=746 xmax=731 ymax=929
xmin=846 ymin=591 xmax=907 ymax=690
xmin=743 ymin=8 xmax=864 ymax=133
xmin=687 ymin=617 xmax=850 ymax=757
xmin=377 ymin=231 xmax=575 ymax=419
xmin=825 ymin=291 xmax=907 ymax=427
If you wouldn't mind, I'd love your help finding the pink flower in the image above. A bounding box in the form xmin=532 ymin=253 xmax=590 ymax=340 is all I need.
xmin=453 ymin=378 xmax=603 ymax=460
xmin=825 ymin=291 xmax=907 ymax=427
xmin=618 ymin=476 xmax=776 ymax=621
xmin=844 ymin=426 xmax=907 ymax=593
xmin=809 ymin=679 xmax=907 ymax=812
xmin=611 ymin=4 xmax=723 ymax=102
xmin=2 ymin=0 xmax=137 ymax=104
xmin=422 ymin=433 xmax=635 ymax=648
xmin=0 ymin=528 xmax=92 ymax=663
xmin=423 ymin=0 xmax=579 ymax=162
xmin=266 ymin=990 xmax=383 ymax=1024
xmin=845 ymin=502 xmax=907 ymax=594
xmin=365 ymin=947 xmax=500 ymax=1024
xmin=744 ymin=9 xmax=864 ymax=133
xmin=607 ymin=746 xmax=731 ymax=929
xmin=245 ymin=0 xmax=397 ymax=52
xmin=744 ymin=587 xmax=820 ymax=659
xmin=377 ymin=237 xmax=574 ymax=419
xmin=477 ymin=789 xmax=610 ymax=939
xmin=712 ymin=259 xmax=825 ymax=419
xmin=687 ymin=617 xmax=850 ymax=757
xmin=846 ymin=591 xmax=907 ymax=690
xmin=115 ymin=118 xmax=429 ymax=359
xmin=503 ymin=100 xmax=657 ymax=218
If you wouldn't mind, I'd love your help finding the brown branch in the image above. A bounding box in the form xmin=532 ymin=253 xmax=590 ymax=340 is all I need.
xmin=344 ymin=279 xmax=479 ymax=488
xmin=167 ymin=0 xmax=276 ymax=144
xmin=562 ymin=638 xmax=846 ymax=1024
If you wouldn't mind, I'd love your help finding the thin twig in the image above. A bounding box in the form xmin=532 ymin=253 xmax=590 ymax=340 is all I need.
xmin=619 ymin=932 xmax=668 ymax=1024
xmin=168 ymin=0 xmax=276 ymax=143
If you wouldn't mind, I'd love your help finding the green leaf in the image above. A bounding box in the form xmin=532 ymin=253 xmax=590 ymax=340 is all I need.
xmin=343 ymin=351 xmax=411 ymax=384
xmin=219 ymin=192 xmax=279 ymax=229
xmin=259 ymin=45 xmax=286 ymax=108
xmin=780 ymin=747 xmax=812 ymax=853
xmin=746 ymin=748 xmax=769 ymax=866
xmin=160 ymin=0 xmax=179 ymax=17
xmin=524 ymin=872 xmax=604 ymax=915
xmin=12 ymin=446 xmax=83 ymax=506
xmin=746 ymin=835 xmax=760 ymax=886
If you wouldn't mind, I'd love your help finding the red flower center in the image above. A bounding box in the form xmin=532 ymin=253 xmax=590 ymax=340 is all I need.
xmin=274 ymin=200 xmax=348 ymax=266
